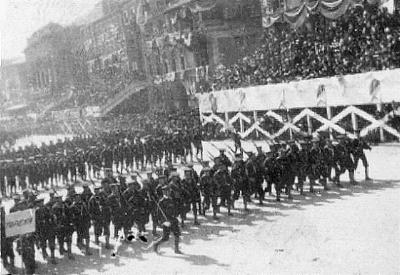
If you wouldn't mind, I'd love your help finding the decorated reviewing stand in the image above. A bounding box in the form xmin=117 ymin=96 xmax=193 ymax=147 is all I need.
xmin=197 ymin=69 xmax=400 ymax=143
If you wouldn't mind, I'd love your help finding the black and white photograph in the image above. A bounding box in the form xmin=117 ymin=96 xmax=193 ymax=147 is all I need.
xmin=1 ymin=0 xmax=399 ymax=274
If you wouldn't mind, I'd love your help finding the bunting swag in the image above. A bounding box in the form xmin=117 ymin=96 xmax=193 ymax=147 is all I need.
xmin=196 ymin=69 xmax=400 ymax=141
xmin=188 ymin=0 xmax=217 ymax=13
xmin=263 ymin=0 xmax=363 ymax=28
xmin=196 ymin=69 xmax=400 ymax=113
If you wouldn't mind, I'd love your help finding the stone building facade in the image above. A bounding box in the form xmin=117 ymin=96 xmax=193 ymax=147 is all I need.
xmin=138 ymin=0 xmax=262 ymax=88
xmin=24 ymin=23 xmax=75 ymax=93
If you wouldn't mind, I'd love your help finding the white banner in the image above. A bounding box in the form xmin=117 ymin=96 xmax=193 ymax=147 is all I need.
xmin=5 ymin=209 xmax=36 ymax=237
xmin=196 ymin=69 xmax=400 ymax=113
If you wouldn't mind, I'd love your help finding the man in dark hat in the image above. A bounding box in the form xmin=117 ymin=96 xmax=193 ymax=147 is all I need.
xmin=193 ymin=128 xmax=203 ymax=160
xmin=16 ymin=230 xmax=36 ymax=274
xmin=1 ymin=197 xmax=15 ymax=268
xmin=168 ymin=170 xmax=186 ymax=226
xmin=52 ymin=197 xmax=74 ymax=259
xmin=352 ymin=130 xmax=372 ymax=181
xmin=246 ymin=152 xmax=264 ymax=204
xmin=0 ymin=162 xmax=6 ymax=197
xmin=89 ymin=186 xmax=110 ymax=248
xmin=108 ymin=184 xmax=124 ymax=239
xmin=156 ymin=175 xmax=168 ymax=198
xmin=181 ymin=168 xmax=201 ymax=225
xmin=70 ymin=193 xmax=92 ymax=255
xmin=308 ymin=137 xmax=324 ymax=192
xmin=81 ymin=183 xmax=93 ymax=207
xmin=5 ymin=162 xmax=17 ymax=196
xmin=35 ymin=198 xmax=57 ymax=264
xmin=153 ymin=184 xmax=182 ymax=254
xmin=146 ymin=172 xmax=160 ymax=235
xmin=187 ymin=163 xmax=199 ymax=183
xmin=199 ymin=166 xmax=218 ymax=218
xmin=232 ymin=131 xmax=242 ymax=154
xmin=122 ymin=180 xmax=136 ymax=238
xmin=215 ymin=165 xmax=233 ymax=215
xmin=219 ymin=149 xmax=232 ymax=168
xmin=46 ymin=189 xmax=57 ymax=209
xmin=101 ymin=145 xmax=114 ymax=170
xmin=231 ymin=153 xmax=249 ymax=211
xmin=128 ymin=180 xmax=149 ymax=239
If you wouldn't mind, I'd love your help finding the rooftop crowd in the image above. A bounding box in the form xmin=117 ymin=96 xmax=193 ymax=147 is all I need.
xmin=203 ymin=4 xmax=400 ymax=92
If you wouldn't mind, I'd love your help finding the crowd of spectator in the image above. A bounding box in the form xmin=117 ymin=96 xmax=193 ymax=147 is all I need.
xmin=50 ymin=66 xmax=146 ymax=112
xmin=202 ymin=4 xmax=400 ymax=93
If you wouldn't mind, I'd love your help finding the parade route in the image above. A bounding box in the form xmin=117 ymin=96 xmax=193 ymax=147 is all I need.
xmin=2 ymin=144 xmax=399 ymax=275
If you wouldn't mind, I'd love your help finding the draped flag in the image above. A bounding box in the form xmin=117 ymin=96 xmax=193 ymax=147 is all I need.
xmin=316 ymin=84 xmax=327 ymax=106
xmin=337 ymin=75 xmax=347 ymax=96
xmin=238 ymin=89 xmax=246 ymax=111
xmin=209 ymin=93 xmax=217 ymax=113
xmin=263 ymin=0 xmax=363 ymax=28
xmin=278 ymin=89 xmax=287 ymax=110
xmin=369 ymin=78 xmax=381 ymax=103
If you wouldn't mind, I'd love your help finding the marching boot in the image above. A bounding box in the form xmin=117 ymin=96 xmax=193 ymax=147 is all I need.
xmin=105 ymin=236 xmax=111 ymax=250
xmin=85 ymin=239 xmax=92 ymax=255
xmin=174 ymin=238 xmax=182 ymax=254
xmin=299 ymin=183 xmax=304 ymax=195
xmin=349 ymin=171 xmax=357 ymax=185
xmin=152 ymin=224 xmax=158 ymax=236
xmin=243 ymin=197 xmax=249 ymax=212
xmin=220 ymin=199 xmax=226 ymax=207
xmin=213 ymin=210 xmax=219 ymax=220
xmin=322 ymin=178 xmax=330 ymax=191
xmin=227 ymin=203 xmax=233 ymax=216
xmin=336 ymin=177 xmax=343 ymax=187
xmin=42 ymin=248 xmax=49 ymax=259
xmin=365 ymin=167 xmax=371 ymax=181
xmin=287 ymin=189 xmax=293 ymax=200
xmin=276 ymin=191 xmax=281 ymax=201
xmin=59 ymin=245 xmax=65 ymax=255
xmin=201 ymin=203 xmax=206 ymax=216
xmin=193 ymin=212 xmax=200 ymax=226
xmin=67 ymin=244 xmax=74 ymax=260
xmin=197 ymin=202 xmax=202 ymax=217
xmin=50 ymin=250 xmax=57 ymax=265
xmin=153 ymin=244 xmax=160 ymax=253
xmin=153 ymin=239 xmax=160 ymax=253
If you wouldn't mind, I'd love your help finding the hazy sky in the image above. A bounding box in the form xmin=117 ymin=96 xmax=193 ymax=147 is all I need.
xmin=0 ymin=0 xmax=100 ymax=61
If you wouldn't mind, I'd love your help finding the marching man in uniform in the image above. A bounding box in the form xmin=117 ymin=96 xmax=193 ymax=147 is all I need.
xmin=153 ymin=184 xmax=182 ymax=254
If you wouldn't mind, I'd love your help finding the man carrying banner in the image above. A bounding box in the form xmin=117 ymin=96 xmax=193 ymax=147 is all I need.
xmin=17 ymin=232 xmax=36 ymax=274
xmin=1 ymin=197 xmax=15 ymax=269
xmin=35 ymin=198 xmax=57 ymax=264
